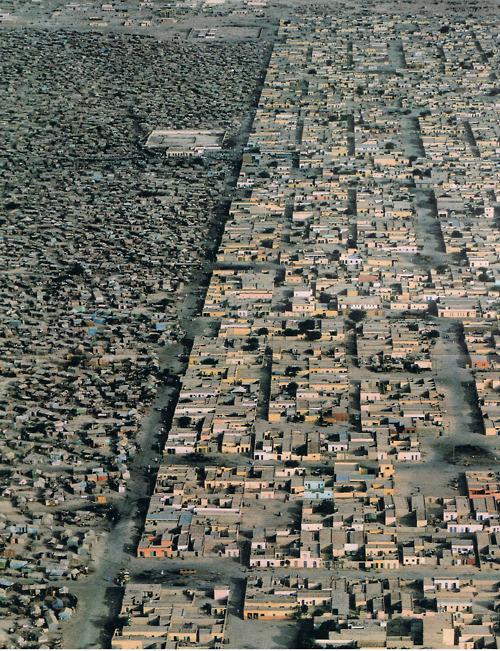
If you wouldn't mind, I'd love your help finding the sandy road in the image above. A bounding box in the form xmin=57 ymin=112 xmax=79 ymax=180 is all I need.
xmin=62 ymin=384 xmax=172 ymax=648
xmin=60 ymin=40 xmax=273 ymax=643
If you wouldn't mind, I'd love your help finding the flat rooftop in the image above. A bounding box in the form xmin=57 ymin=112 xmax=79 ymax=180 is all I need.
xmin=145 ymin=129 xmax=225 ymax=152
